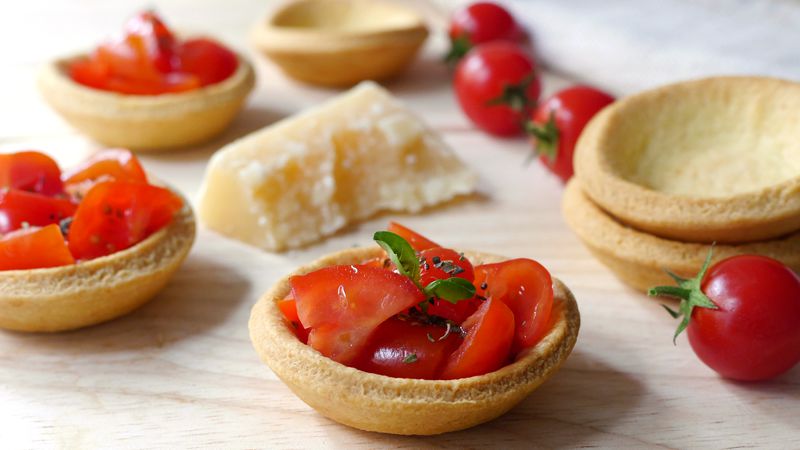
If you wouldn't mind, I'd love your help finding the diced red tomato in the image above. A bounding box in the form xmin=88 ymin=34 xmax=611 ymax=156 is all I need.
xmin=474 ymin=259 xmax=554 ymax=352
xmin=67 ymin=181 xmax=182 ymax=260
xmin=177 ymin=38 xmax=238 ymax=86
xmin=0 ymin=189 xmax=76 ymax=234
xmin=387 ymin=222 xmax=439 ymax=251
xmin=419 ymin=247 xmax=474 ymax=286
xmin=291 ymin=265 xmax=425 ymax=364
xmin=69 ymin=11 xmax=236 ymax=95
xmin=440 ymin=297 xmax=515 ymax=379
xmin=277 ymin=296 xmax=310 ymax=344
xmin=427 ymin=297 xmax=484 ymax=325
xmin=63 ymin=148 xmax=147 ymax=186
xmin=0 ymin=224 xmax=75 ymax=270
xmin=0 ymin=151 xmax=63 ymax=196
xmin=354 ymin=317 xmax=462 ymax=379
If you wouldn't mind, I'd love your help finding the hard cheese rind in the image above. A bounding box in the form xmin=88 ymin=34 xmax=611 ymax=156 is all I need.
xmin=197 ymin=81 xmax=477 ymax=251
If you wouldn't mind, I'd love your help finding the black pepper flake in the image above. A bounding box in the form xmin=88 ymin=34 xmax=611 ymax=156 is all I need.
xmin=59 ymin=217 xmax=73 ymax=237
xmin=480 ymin=282 xmax=488 ymax=290
xmin=432 ymin=256 xmax=441 ymax=265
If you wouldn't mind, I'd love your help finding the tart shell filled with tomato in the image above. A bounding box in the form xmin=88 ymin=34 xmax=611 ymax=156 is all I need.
xmin=249 ymin=244 xmax=579 ymax=435
xmin=38 ymin=11 xmax=255 ymax=151
xmin=0 ymin=150 xmax=196 ymax=332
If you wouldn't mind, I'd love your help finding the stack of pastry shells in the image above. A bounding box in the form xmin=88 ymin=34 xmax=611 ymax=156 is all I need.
xmin=564 ymin=76 xmax=800 ymax=292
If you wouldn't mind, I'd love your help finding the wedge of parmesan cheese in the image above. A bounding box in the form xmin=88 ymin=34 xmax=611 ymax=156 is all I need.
xmin=197 ymin=81 xmax=477 ymax=251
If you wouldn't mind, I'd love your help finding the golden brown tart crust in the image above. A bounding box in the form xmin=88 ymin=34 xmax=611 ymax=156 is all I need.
xmin=0 ymin=195 xmax=195 ymax=332
xmin=249 ymin=246 xmax=580 ymax=435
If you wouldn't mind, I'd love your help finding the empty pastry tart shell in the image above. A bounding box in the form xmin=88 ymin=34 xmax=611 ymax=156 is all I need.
xmin=574 ymin=76 xmax=800 ymax=244
xmin=563 ymin=179 xmax=800 ymax=293
xmin=251 ymin=0 xmax=428 ymax=86
xmin=0 ymin=193 xmax=195 ymax=332
xmin=38 ymin=53 xmax=255 ymax=151
xmin=249 ymin=246 xmax=580 ymax=435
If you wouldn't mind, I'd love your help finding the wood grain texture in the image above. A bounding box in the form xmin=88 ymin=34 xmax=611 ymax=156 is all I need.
xmin=1 ymin=0 xmax=798 ymax=448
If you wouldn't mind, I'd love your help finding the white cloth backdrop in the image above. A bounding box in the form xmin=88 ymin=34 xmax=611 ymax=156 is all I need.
xmin=502 ymin=0 xmax=800 ymax=94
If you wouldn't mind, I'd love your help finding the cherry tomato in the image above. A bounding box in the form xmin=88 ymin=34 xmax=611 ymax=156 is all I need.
xmin=0 ymin=224 xmax=74 ymax=270
xmin=454 ymin=41 xmax=540 ymax=136
xmin=447 ymin=2 xmax=524 ymax=63
xmin=0 ymin=189 xmax=76 ymax=234
xmin=690 ymin=256 xmax=800 ymax=380
xmin=440 ymin=297 xmax=515 ymax=379
xmin=387 ymin=222 xmax=439 ymax=252
xmin=528 ymin=86 xmax=614 ymax=182
xmin=67 ymin=181 xmax=183 ymax=260
xmin=291 ymin=265 xmax=425 ymax=364
xmin=353 ymin=317 xmax=461 ymax=379
xmin=474 ymin=258 xmax=554 ymax=352
xmin=0 ymin=151 xmax=63 ymax=196
xmin=419 ymin=247 xmax=474 ymax=286
xmin=277 ymin=296 xmax=310 ymax=344
xmin=177 ymin=38 xmax=238 ymax=86
xmin=63 ymin=148 xmax=147 ymax=187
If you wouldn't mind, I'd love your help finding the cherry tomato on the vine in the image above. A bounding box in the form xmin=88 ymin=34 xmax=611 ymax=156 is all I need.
xmin=528 ymin=86 xmax=614 ymax=182
xmin=454 ymin=41 xmax=540 ymax=136
xmin=651 ymin=254 xmax=800 ymax=381
xmin=446 ymin=2 xmax=525 ymax=63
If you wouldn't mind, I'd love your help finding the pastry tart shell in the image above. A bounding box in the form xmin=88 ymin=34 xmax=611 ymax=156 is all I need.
xmin=574 ymin=76 xmax=800 ymax=244
xmin=562 ymin=179 xmax=800 ymax=293
xmin=249 ymin=246 xmax=580 ymax=435
xmin=252 ymin=0 xmax=428 ymax=87
xmin=38 ymin=54 xmax=255 ymax=151
xmin=0 ymin=194 xmax=195 ymax=332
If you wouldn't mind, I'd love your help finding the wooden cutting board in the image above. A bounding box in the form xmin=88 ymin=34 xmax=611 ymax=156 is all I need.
xmin=1 ymin=1 xmax=797 ymax=448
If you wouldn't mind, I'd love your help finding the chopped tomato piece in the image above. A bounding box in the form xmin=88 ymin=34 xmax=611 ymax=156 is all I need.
xmin=474 ymin=259 xmax=554 ymax=351
xmin=427 ymin=297 xmax=484 ymax=325
xmin=123 ymin=10 xmax=177 ymax=73
xmin=177 ymin=38 xmax=238 ymax=86
xmin=440 ymin=297 xmax=515 ymax=379
xmin=0 ymin=151 xmax=63 ymax=196
xmin=277 ymin=296 xmax=310 ymax=344
xmin=419 ymin=247 xmax=474 ymax=286
xmin=67 ymin=181 xmax=182 ymax=260
xmin=387 ymin=222 xmax=439 ymax=251
xmin=353 ymin=317 xmax=461 ymax=379
xmin=0 ymin=189 xmax=76 ymax=234
xmin=63 ymin=148 xmax=147 ymax=186
xmin=291 ymin=265 xmax=425 ymax=364
xmin=0 ymin=224 xmax=74 ymax=270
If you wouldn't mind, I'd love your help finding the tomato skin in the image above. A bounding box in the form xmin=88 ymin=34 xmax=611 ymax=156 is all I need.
xmin=419 ymin=247 xmax=474 ymax=286
xmin=69 ymin=11 xmax=235 ymax=95
xmin=0 ymin=189 xmax=77 ymax=234
xmin=177 ymin=38 xmax=238 ymax=86
xmin=63 ymin=148 xmax=147 ymax=186
xmin=277 ymin=297 xmax=310 ymax=344
xmin=386 ymin=222 xmax=439 ymax=251
xmin=354 ymin=317 xmax=461 ymax=379
xmin=474 ymin=258 xmax=554 ymax=352
xmin=426 ymin=297 xmax=484 ymax=325
xmin=531 ymin=86 xmax=614 ymax=182
xmin=291 ymin=265 xmax=425 ymax=364
xmin=449 ymin=2 xmax=523 ymax=45
xmin=67 ymin=181 xmax=183 ymax=260
xmin=454 ymin=41 xmax=540 ymax=136
xmin=0 ymin=152 xmax=63 ymax=196
xmin=0 ymin=225 xmax=74 ymax=270
xmin=688 ymin=255 xmax=800 ymax=381
xmin=440 ymin=297 xmax=515 ymax=379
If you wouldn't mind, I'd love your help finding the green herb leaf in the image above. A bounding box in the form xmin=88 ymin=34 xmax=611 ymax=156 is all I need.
xmin=423 ymin=277 xmax=476 ymax=304
xmin=374 ymin=231 xmax=420 ymax=286
xmin=403 ymin=353 xmax=418 ymax=364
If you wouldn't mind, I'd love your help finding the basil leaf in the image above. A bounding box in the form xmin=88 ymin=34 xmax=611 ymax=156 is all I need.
xmin=373 ymin=231 xmax=420 ymax=285
xmin=423 ymin=277 xmax=476 ymax=304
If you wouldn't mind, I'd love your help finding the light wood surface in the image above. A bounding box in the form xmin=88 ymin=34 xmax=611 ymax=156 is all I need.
xmin=1 ymin=1 xmax=797 ymax=448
